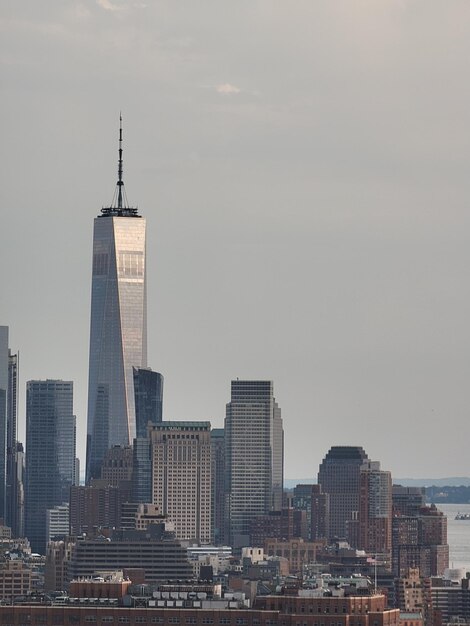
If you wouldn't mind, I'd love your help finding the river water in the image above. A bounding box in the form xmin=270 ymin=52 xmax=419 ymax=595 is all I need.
xmin=437 ymin=503 xmax=470 ymax=573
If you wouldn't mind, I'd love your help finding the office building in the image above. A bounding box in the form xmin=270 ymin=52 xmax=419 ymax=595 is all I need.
xmin=133 ymin=368 xmax=163 ymax=437
xmin=25 ymin=380 xmax=76 ymax=554
xmin=225 ymin=380 xmax=284 ymax=547
xmin=46 ymin=503 xmax=70 ymax=543
xmin=210 ymin=428 xmax=225 ymax=544
xmin=0 ymin=327 xmax=22 ymax=534
xmin=86 ymin=119 xmax=147 ymax=481
xmin=149 ymin=422 xmax=212 ymax=544
xmin=132 ymin=436 xmax=152 ymax=504
xmin=68 ymin=524 xmax=193 ymax=583
xmin=317 ymin=445 xmax=369 ymax=543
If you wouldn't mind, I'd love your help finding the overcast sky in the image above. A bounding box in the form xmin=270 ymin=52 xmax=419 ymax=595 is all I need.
xmin=2 ymin=0 xmax=470 ymax=480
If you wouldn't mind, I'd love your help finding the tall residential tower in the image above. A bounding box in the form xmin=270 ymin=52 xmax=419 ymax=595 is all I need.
xmin=86 ymin=118 xmax=147 ymax=481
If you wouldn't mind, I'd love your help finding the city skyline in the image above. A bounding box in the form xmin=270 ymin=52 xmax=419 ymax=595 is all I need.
xmin=3 ymin=2 xmax=470 ymax=479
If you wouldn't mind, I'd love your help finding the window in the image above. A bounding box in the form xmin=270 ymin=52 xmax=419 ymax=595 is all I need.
xmin=186 ymin=619 xmax=197 ymax=625
xmin=169 ymin=619 xmax=180 ymax=625
xmin=85 ymin=618 xmax=97 ymax=624
xmin=151 ymin=619 xmax=164 ymax=624
xmin=118 ymin=619 xmax=130 ymax=624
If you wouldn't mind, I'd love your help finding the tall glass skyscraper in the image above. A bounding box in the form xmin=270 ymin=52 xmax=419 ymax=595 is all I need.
xmin=86 ymin=119 xmax=147 ymax=481
xmin=25 ymin=380 xmax=76 ymax=554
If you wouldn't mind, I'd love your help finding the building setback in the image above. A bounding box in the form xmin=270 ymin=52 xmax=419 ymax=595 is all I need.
xmin=25 ymin=379 xmax=76 ymax=554
xmin=225 ymin=380 xmax=284 ymax=547
xmin=150 ymin=422 xmax=212 ymax=544
xmin=68 ymin=527 xmax=192 ymax=583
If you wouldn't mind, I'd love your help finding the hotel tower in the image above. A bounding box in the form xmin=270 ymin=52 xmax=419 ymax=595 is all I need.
xmin=86 ymin=118 xmax=147 ymax=482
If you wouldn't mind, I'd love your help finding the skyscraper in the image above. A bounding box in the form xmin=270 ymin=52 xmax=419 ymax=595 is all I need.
xmin=133 ymin=368 xmax=163 ymax=437
xmin=317 ymin=445 xmax=369 ymax=543
xmin=25 ymin=380 xmax=76 ymax=554
xmin=358 ymin=460 xmax=392 ymax=559
xmin=210 ymin=428 xmax=225 ymax=544
xmin=149 ymin=422 xmax=212 ymax=543
xmin=225 ymin=380 xmax=284 ymax=547
xmin=0 ymin=327 xmax=9 ymax=519
xmin=0 ymin=327 xmax=22 ymax=534
xmin=86 ymin=118 xmax=147 ymax=481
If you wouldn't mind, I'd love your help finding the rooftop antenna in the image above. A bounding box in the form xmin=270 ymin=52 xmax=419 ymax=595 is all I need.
xmin=100 ymin=114 xmax=139 ymax=218
xmin=117 ymin=113 xmax=124 ymax=210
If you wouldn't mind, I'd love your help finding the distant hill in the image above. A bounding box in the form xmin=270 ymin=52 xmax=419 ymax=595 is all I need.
xmin=284 ymin=477 xmax=470 ymax=490
xmin=394 ymin=477 xmax=470 ymax=487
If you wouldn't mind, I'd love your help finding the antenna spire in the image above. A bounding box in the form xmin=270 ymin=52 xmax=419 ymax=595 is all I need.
xmin=100 ymin=114 xmax=140 ymax=218
xmin=117 ymin=113 xmax=124 ymax=209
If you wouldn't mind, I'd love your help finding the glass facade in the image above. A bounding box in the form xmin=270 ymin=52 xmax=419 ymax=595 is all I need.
xmin=25 ymin=380 xmax=76 ymax=554
xmin=133 ymin=368 xmax=163 ymax=438
xmin=86 ymin=215 xmax=147 ymax=481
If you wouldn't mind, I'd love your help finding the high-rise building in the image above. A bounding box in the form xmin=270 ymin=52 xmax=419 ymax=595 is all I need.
xmin=0 ymin=327 xmax=9 ymax=520
xmin=225 ymin=380 xmax=284 ymax=547
xmin=149 ymin=422 xmax=212 ymax=544
xmin=391 ymin=504 xmax=449 ymax=577
xmin=310 ymin=484 xmax=330 ymax=541
xmin=25 ymin=380 xmax=76 ymax=554
xmin=358 ymin=461 xmax=392 ymax=559
xmin=317 ymin=445 xmax=369 ymax=543
xmin=86 ymin=119 xmax=147 ymax=482
xmin=210 ymin=428 xmax=225 ymax=545
xmin=0 ymin=327 xmax=21 ymax=531
xmin=133 ymin=368 xmax=163 ymax=437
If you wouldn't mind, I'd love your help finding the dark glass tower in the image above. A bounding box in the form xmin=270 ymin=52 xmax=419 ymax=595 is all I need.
xmin=86 ymin=118 xmax=147 ymax=482
xmin=133 ymin=368 xmax=163 ymax=437
xmin=25 ymin=380 xmax=76 ymax=554
xmin=317 ymin=445 xmax=369 ymax=543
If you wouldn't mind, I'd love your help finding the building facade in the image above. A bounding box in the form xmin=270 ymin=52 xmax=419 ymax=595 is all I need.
xmin=25 ymin=380 xmax=76 ymax=554
xmin=133 ymin=368 xmax=163 ymax=437
xmin=0 ymin=327 xmax=22 ymax=534
xmin=150 ymin=422 xmax=212 ymax=544
xmin=358 ymin=461 xmax=392 ymax=559
xmin=225 ymin=380 xmax=284 ymax=547
xmin=210 ymin=428 xmax=225 ymax=545
xmin=317 ymin=445 xmax=369 ymax=543
xmin=86 ymin=121 xmax=147 ymax=482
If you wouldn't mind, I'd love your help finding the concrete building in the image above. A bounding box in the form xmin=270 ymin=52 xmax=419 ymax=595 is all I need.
xmin=86 ymin=119 xmax=147 ymax=482
xmin=69 ymin=480 xmax=123 ymax=535
xmin=150 ymin=422 xmax=212 ymax=544
xmin=225 ymin=380 xmax=284 ymax=547
xmin=264 ymin=538 xmax=325 ymax=574
xmin=25 ymin=380 xmax=76 ymax=554
xmin=392 ymin=486 xmax=426 ymax=517
xmin=45 ymin=538 xmax=75 ymax=592
xmin=318 ymin=446 xmax=369 ymax=544
xmin=46 ymin=503 xmax=70 ymax=543
xmin=0 ymin=560 xmax=33 ymax=601
xmin=68 ymin=525 xmax=192 ymax=583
